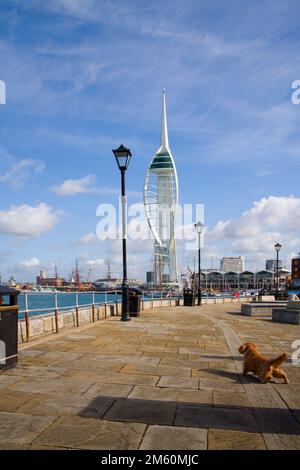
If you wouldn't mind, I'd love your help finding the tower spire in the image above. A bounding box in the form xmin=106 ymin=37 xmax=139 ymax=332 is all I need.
xmin=160 ymin=89 xmax=169 ymax=151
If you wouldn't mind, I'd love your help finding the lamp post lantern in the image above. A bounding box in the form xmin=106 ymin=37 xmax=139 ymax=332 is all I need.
xmin=113 ymin=144 xmax=132 ymax=321
xmin=194 ymin=222 xmax=205 ymax=305
xmin=274 ymin=242 xmax=282 ymax=300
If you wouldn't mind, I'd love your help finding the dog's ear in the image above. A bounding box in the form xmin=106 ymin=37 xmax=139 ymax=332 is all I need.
xmin=239 ymin=344 xmax=246 ymax=354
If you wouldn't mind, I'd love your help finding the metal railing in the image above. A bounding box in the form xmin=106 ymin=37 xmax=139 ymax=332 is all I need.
xmin=17 ymin=289 xmax=250 ymax=342
xmin=19 ymin=290 xmax=122 ymax=341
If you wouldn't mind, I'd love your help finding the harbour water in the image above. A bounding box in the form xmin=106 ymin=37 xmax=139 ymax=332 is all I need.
xmin=18 ymin=292 xmax=122 ymax=318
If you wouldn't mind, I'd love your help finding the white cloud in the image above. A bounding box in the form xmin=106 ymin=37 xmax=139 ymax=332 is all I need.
xmin=205 ymin=196 xmax=300 ymax=270
xmin=19 ymin=257 xmax=40 ymax=268
xmin=0 ymin=203 xmax=63 ymax=237
xmin=0 ymin=159 xmax=45 ymax=189
xmin=86 ymin=258 xmax=104 ymax=267
xmin=209 ymin=196 xmax=300 ymax=242
xmin=78 ymin=232 xmax=98 ymax=244
xmin=51 ymin=175 xmax=97 ymax=196
xmin=51 ymin=172 xmax=141 ymax=198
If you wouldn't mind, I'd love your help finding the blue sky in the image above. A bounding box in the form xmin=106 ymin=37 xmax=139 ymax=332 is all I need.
xmin=0 ymin=0 xmax=300 ymax=282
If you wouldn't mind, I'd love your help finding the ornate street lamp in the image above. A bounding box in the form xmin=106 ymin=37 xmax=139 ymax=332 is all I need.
xmin=113 ymin=144 xmax=132 ymax=321
xmin=194 ymin=221 xmax=205 ymax=305
xmin=274 ymin=242 xmax=282 ymax=300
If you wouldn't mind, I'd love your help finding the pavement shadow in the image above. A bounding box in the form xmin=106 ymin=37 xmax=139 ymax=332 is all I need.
xmin=200 ymin=368 xmax=262 ymax=384
xmin=200 ymin=368 xmax=241 ymax=382
xmin=78 ymin=395 xmax=300 ymax=435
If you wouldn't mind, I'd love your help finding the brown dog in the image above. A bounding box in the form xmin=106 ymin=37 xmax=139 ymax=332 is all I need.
xmin=239 ymin=342 xmax=289 ymax=383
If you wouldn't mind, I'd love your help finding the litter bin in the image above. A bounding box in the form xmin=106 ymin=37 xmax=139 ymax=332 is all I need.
xmin=183 ymin=288 xmax=195 ymax=306
xmin=129 ymin=288 xmax=142 ymax=317
xmin=0 ymin=286 xmax=20 ymax=370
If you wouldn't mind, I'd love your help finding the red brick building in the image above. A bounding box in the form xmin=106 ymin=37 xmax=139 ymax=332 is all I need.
xmin=292 ymin=254 xmax=300 ymax=287
xmin=36 ymin=270 xmax=64 ymax=288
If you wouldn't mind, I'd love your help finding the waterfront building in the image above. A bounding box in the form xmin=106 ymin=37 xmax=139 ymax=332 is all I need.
xmin=220 ymin=256 xmax=245 ymax=273
xmin=199 ymin=269 xmax=290 ymax=291
xmin=266 ymin=259 xmax=283 ymax=271
xmin=146 ymin=271 xmax=154 ymax=286
xmin=292 ymin=253 xmax=300 ymax=287
xmin=144 ymin=90 xmax=178 ymax=286
xmin=36 ymin=270 xmax=65 ymax=288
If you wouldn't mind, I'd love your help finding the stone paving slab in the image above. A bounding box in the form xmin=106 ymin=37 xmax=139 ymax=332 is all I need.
xmin=19 ymin=349 xmax=47 ymax=357
xmin=8 ymin=377 xmax=93 ymax=395
xmin=37 ymin=350 xmax=84 ymax=361
xmin=49 ymin=357 xmax=124 ymax=372
xmin=0 ymin=412 xmax=57 ymax=446
xmin=0 ymin=389 xmax=37 ymax=412
xmin=140 ymin=425 xmax=207 ymax=450
xmin=128 ymin=386 xmax=213 ymax=405
xmin=65 ymin=334 xmax=96 ymax=341
xmin=208 ymin=429 xmax=267 ymax=450
xmin=136 ymin=345 xmax=179 ymax=353
xmin=4 ymin=365 xmax=67 ymax=379
xmin=160 ymin=357 xmax=209 ymax=369
xmin=27 ymin=340 xmax=76 ymax=352
xmin=120 ymin=363 xmax=192 ymax=377
xmin=213 ymin=391 xmax=251 ymax=408
xmin=199 ymin=377 xmax=245 ymax=392
xmin=179 ymin=346 xmax=206 ymax=355
xmin=169 ymin=335 xmax=200 ymax=344
xmin=175 ymin=404 xmax=258 ymax=432
xmin=157 ymin=375 xmax=199 ymax=390
xmin=59 ymin=370 xmax=160 ymax=386
xmin=82 ymin=383 xmax=133 ymax=399
xmin=84 ymin=353 xmax=161 ymax=366
xmin=208 ymin=360 xmax=237 ymax=371
xmin=103 ymin=397 xmax=176 ymax=425
xmin=0 ymin=443 xmax=70 ymax=450
xmin=16 ymin=355 xmax=64 ymax=368
xmin=141 ymin=351 xmax=189 ymax=359
xmin=34 ymin=415 xmax=146 ymax=450
xmin=0 ymin=375 xmax=21 ymax=389
xmin=1 ymin=303 xmax=300 ymax=450
xmin=18 ymin=394 xmax=114 ymax=418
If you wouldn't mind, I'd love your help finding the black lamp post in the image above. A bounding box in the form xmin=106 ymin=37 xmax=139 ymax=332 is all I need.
xmin=194 ymin=221 xmax=205 ymax=305
xmin=274 ymin=242 xmax=282 ymax=300
xmin=113 ymin=144 xmax=132 ymax=322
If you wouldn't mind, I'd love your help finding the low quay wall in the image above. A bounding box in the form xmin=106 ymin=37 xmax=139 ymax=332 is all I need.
xmin=18 ymin=296 xmax=251 ymax=343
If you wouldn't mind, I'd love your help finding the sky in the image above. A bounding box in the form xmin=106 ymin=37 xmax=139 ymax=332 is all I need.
xmin=0 ymin=0 xmax=300 ymax=282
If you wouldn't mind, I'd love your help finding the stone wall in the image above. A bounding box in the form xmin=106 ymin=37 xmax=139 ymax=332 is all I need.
xmin=18 ymin=304 xmax=109 ymax=342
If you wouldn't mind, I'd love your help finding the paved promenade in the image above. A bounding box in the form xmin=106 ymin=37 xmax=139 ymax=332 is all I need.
xmin=1 ymin=304 xmax=300 ymax=450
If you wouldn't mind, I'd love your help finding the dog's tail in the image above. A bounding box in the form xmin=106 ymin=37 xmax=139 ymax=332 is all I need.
xmin=270 ymin=352 xmax=288 ymax=368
